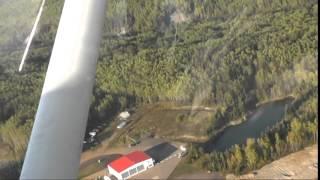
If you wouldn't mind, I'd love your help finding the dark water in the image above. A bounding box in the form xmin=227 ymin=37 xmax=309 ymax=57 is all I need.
xmin=204 ymin=101 xmax=288 ymax=152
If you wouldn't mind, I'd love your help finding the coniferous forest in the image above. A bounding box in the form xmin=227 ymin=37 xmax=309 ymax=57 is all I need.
xmin=0 ymin=0 xmax=318 ymax=178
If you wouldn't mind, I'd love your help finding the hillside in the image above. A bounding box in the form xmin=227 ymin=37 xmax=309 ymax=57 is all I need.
xmin=0 ymin=0 xmax=318 ymax=178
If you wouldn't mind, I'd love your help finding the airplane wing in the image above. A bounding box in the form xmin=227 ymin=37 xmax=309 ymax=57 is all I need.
xmin=20 ymin=0 xmax=106 ymax=179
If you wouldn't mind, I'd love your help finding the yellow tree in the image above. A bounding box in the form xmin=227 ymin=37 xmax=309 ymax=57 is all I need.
xmin=245 ymin=138 xmax=259 ymax=169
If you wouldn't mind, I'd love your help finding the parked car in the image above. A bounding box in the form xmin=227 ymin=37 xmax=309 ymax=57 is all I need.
xmin=117 ymin=121 xmax=126 ymax=129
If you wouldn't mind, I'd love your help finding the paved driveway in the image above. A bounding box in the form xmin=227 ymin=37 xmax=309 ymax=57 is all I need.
xmin=132 ymin=149 xmax=182 ymax=179
xmin=145 ymin=142 xmax=177 ymax=163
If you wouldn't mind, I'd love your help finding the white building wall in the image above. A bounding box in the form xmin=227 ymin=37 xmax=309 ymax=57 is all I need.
xmin=144 ymin=159 xmax=154 ymax=168
xmin=107 ymin=165 xmax=122 ymax=180
xmin=108 ymin=158 xmax=154 ymax=180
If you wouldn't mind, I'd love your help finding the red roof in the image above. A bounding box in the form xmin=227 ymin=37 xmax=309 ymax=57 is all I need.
xmin=108 ymin=151 xmax=151 ymax=173
xmin=126 ymin=151 xmax=151 ymax=163
xmin=108 ymin=156 xmax=134 ymax=173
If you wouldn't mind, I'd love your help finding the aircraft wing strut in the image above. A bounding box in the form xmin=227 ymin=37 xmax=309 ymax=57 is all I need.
xmin=20 ymin=0 xmax=106 ymax=179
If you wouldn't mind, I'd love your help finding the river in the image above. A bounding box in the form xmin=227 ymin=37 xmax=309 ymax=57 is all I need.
xmin=204 ymin=99 xmax=292 ymax=152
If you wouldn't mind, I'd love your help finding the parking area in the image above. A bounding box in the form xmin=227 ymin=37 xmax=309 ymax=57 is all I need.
xmin=145 ymin=142 xmax=178 ymax=163
xmin=132 ymin=151 xmax=182 ymax=179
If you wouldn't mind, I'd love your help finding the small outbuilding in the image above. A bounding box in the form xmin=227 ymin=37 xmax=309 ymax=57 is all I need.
xmin=119 ymin=111 xmax=130 ymax=120
xmin=107 ymin=151 xmax=154 ymax=180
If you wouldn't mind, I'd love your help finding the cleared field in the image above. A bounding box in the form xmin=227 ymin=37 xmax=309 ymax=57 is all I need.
xmin=169 ymin=158 xmax=206 ymax=178
xmin=0 ymin=143 xmax=10 ymax=159
xmin=119 ymin=103 xmax=216 ymax=144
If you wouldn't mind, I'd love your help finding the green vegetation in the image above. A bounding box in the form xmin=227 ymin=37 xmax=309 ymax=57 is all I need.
xmin=187 ymin=93 xmax=318 ymax=175
xmin=169 ymin=155 xmax=206 ymax=178
xmin=0 ymin=1 xmax=64 ymax=178
xmin=115 ymin=106 xmax=213 ymax=145
xmin=79 ymin=159 xmax=108 ymax=179
xmin=0 ymin=0 xmax=318 ymax=177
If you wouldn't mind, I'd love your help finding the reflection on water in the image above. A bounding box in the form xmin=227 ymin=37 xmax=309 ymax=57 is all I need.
xmin=205 ymin=101 xmax=289 ymax=152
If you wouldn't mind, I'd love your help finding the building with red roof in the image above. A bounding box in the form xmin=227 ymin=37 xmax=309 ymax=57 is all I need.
xmin=107 ymin=151 xmax=154 ymax=179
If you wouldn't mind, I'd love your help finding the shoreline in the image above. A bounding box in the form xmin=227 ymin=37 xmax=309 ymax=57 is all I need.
xmin=152 ymin=96 xmax=296 ymax=144
xmin=255 ymin=95 xmax=295 ymax=107
xmin=201 ymin=95 xmax=295 ymax=150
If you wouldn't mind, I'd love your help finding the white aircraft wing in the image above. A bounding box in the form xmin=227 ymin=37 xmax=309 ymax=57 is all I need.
xmin=20 ymin=0 xmax=106 ymax=179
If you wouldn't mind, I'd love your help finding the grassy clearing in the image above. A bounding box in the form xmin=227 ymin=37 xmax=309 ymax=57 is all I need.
xmin=79 ymin=154 xmax=121 ymax=179
xmin=115 ymin=103 xmax=216 ymax=146
xmin=169 ymin=158 xmax=205 ymax=178
xmin=79 ymin=163 xmax=103 ymax=179
xmin=0 ymin=143 xmax=11 ymax=160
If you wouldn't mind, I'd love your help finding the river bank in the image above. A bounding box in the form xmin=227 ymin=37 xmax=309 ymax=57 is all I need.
xmin=255 ymin=95 xmax=295 ymax=107
xmin=206 ymin=96 xmax=294 ymax=143
xmin=203 ymin=96 xmax=294 ymax=152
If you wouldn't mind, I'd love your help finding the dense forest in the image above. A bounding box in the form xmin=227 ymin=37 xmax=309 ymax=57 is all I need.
xmin=0 ymin=0 xmax=318 ymax=178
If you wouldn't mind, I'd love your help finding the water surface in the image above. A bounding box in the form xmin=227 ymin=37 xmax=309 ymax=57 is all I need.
xmin=204 ymin=101 xmax=288 ymax=152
